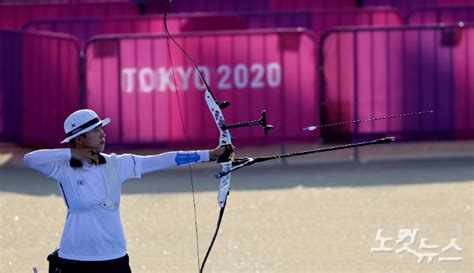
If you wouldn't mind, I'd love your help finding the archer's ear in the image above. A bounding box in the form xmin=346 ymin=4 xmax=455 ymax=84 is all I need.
xmin=74 ymin=135 xmax=86 ymax=146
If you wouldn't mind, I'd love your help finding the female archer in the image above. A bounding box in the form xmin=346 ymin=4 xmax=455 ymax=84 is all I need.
xmin=24 ymin=109 xmax=231 ymax=273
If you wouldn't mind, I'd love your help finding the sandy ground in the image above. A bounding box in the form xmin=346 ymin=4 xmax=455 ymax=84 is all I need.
xmin=0 ymin=141 xmax=473 ymax=273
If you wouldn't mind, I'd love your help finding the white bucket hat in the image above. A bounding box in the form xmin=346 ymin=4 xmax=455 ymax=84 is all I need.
xmin=61 ymin=109 xmax=111 ymax=143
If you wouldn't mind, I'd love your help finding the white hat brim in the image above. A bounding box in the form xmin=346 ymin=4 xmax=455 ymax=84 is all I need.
xmin=60 ymin=118 xmax=110 ymax=144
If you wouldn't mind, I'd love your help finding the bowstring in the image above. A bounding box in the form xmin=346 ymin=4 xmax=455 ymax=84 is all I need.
xmin=164 ymin=2 xmax=201 ymax=271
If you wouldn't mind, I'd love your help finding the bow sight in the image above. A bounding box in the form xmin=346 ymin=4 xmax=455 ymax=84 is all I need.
xmin=214 ymin=100 xmax=273 ymax=135
xmin=220 ymin=109 xmax=274 ymax=135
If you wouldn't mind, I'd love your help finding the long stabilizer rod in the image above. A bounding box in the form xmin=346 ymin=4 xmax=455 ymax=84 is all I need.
xmin=215 ymin=136 xmax=396 ymax=178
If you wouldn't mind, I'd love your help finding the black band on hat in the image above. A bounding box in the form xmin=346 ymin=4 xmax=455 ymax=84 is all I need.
xmin=66 ymin=117 xmax=100 ymax=137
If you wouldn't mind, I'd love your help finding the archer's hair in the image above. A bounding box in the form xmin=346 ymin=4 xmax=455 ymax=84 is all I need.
xmin=69 ymin=133 xmax=87 ymax=148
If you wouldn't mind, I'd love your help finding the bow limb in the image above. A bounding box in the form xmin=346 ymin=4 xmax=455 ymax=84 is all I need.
xmin=164 ymin=0 xmax=214 ymax=98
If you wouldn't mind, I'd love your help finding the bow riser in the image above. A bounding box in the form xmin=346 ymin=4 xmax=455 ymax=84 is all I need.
xmin=205 ymin=90 xmax=232 ymax=208
xmin=205 ymin=91 xmax=232 ymax=146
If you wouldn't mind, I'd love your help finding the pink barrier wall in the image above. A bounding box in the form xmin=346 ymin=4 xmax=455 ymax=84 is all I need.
xmin=363 ymin=0 xmax=431 ymax=16
xmin=0 ymin=0 xmax=130 ymax=3
xmin=268 ymin=0 xmax=355 ymax=11
xmin=20 ymin=31 xmax=82 ymax=147
xmin=0 ymin=2 xmax=138 ymax=29
xmin=146 ymin=0 xmax=356 ymax=13
xmin=159 ymin=0 xmax=268 ymax=12
xmin=240 ymin=8 xmax=402 ymax=38
xmin=23 ymin=14 xmax=247 ymax=49
xmin=364 ymin=0 xmax=474 ymax=15
xmin=436 ymin=0 xmax=474 ymax=3
xmin=0 ymin=29 xmax=81 ymax=146
xmin=321 ymin=24 xmax=474 ymax=140
xmin=407 ymin=5 xmax=474 ymax=24
xmin=85 ymin=30 xmax=319 ymax=147
xmin=24 ymin=8 xmax=402 ymax=50
xmin=0 ymin=30 xmax=23 ymax=141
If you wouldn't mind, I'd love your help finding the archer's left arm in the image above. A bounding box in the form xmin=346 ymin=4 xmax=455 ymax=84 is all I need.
xmin=136 ymin=150 xmax=210 ymax=175
xmin=117 ymin=146 xmax=233 ymax=180
xmin=115 ymin=151 xmax=210 ymax=181
xmin=140 ymin=145 xmax=232 ymax=173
